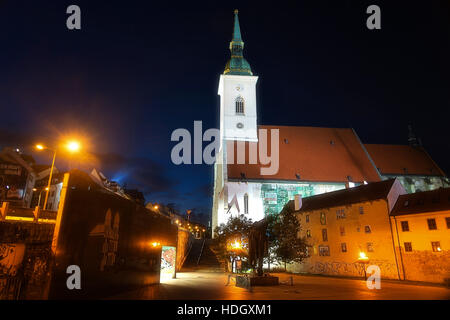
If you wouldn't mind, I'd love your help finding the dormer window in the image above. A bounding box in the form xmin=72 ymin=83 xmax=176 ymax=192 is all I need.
xmin=235 ymin=96 xmax=244 ymax=114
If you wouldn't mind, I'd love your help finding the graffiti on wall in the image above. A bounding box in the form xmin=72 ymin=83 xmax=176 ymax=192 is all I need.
xmin=89 ymin=209 xmax=120 ymax=271
xmin=309 ymin=260 xmax=397 ymax=278
xmin=0 ymin=243 xmax=25 ymax=276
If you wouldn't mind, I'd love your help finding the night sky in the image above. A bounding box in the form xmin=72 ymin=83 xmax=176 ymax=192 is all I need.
xmin=1 ymin=1 xmax=449 ymax=224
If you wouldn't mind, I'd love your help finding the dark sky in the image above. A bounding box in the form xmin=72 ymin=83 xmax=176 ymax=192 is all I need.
xmin=1 ymin=1 xmax=449 ymax=222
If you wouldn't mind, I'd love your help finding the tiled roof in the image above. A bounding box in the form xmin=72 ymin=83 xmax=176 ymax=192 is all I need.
xmin=390 ymin=187 xmax=450 ymax=216
xmin=283 ymin=179 xmax=397 ymax=213
xmin=227 ymin=125 xmax=381 ymax=183
xmin=365 ymin=144 xmax=446 ymax=176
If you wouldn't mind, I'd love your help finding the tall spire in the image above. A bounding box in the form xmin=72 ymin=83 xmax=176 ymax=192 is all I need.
xmin=224 ymin=10 xmax=253 ymax=76
xmin=231 ymin=9 xmax=243 ymax=44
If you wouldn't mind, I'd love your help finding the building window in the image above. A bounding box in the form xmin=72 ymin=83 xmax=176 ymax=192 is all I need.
xmin=306 ymin=215 xmax=309 ymax=223
xmin=336 ymin=209 xmax=346 ymax=220
xmin=244 ymin=193 xmax=249 ymax=214
xmin=427 ymin=218 xmax=437 ymax=230
xmin=341 ymin=243 xmax=347 ymax=252
xmin=235 ymin=96 xmax=244 ymax=114
xmin=446 ymin=217 xmax=450 ymax=229
xmin=401 ymin=221 xmax=409 ymax=232
xmin=431 ymin=241 xmax=441 ymax=252
xmin=364 ymin=225 xmax=372 ymax=234
xmin=359 ymin=206 xmax=364 ymax=214
xmin=367 ymin=242 xmax=374 ymax=252
xmin=340 ymin=226 xmax=345 ymax=236
xmin=319 ymin=245 xmax=330 ymax=256
xmin=320 ymin=212 xmax=326 ymax=225
xmin=404 ymin=242 xmax=412 ymax=252
xmin=322 ymin=229 xmax=328 ymax=242
xmin=306 ymin=230 xmax=311 ymax=238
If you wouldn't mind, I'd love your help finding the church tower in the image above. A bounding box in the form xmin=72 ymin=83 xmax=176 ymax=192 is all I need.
xmin=212 ymin=10 xmax=259 ymax=236
xmin=218 ymin=10 xmax=258 ymax=145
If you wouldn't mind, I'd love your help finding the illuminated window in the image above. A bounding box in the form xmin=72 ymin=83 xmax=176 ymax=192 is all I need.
xmin=427 ymin=218 xmax=437 ymax=230
xmin=367 ymin=242 xmax=374 ymax=252
xmin=235 ymin=96 xmax=244 ymax=114
xmin=305 ymin=215 xmax=309 ymax=223
xmin=364 ymin=225 xmax=372 ymax=233
xmin=401 ymin=221 xmax=409 ymax=232
xmin=340 ymin=226 xmax=345 ymax=236
xmin=319 ymin=245 xmax=330 ymax=256
xmin=306 ymin=230 xmax=311 ymax=238
xmin=322 ymin=229 xmax=328 ymax=242
xmin=341 ymin=243 xmax=347 ymax=252
xmin=431 ymin=241 xmax=441 ymax=252
xmin=404 ymin=242 xmax=412 ymax=252
xmin=244 ymin=193 xmax=249 ymax=214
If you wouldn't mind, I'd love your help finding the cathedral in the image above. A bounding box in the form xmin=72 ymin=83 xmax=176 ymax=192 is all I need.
xmin=212 ymin=10 xmax=449 ymax=235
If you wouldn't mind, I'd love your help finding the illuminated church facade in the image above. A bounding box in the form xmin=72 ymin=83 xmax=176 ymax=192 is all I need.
xmin=212 ymin=11 xmax=449 ymax=235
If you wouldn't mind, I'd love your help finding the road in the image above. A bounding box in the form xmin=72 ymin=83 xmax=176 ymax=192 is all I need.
xmin=107 ymin=271 xmax=450 ymax=300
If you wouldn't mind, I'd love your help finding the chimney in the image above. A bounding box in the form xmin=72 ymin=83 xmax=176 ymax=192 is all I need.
xmin=294 ymin=194 xmax=302 ymax=211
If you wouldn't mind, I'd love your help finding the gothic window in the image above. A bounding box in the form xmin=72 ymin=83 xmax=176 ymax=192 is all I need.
xmin=244 ymin=193 xmax=249 ymax=214
xmin=235 ymin=96 xmax=244 ymax=114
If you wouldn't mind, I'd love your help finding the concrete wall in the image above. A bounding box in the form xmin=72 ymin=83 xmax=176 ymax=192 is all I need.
xmin=48 ymin=170 xmax=179 ymax=299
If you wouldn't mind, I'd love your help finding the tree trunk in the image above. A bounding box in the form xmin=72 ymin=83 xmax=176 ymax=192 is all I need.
xmin=284 ymin=260 xmax=287 ymax=271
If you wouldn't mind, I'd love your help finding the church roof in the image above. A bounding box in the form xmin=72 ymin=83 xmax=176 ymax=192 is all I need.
xmin=390 ymin=187 xmax=450 ymax=216
xmin=226 ymin=125 xmax=382 ymax=183
xmin=282 ymin=179 xmax=398 ymax=213
xmin=364 ymin=144 xmax=446 ymax=176
xmin=223 ymin=10 xmax=253 ymax=76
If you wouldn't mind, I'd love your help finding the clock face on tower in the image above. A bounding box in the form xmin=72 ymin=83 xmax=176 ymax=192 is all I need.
xmin=236 ymin=84 xmax=244 ymax=92
xmin=236 ymin=122 xmax=244 ymax=129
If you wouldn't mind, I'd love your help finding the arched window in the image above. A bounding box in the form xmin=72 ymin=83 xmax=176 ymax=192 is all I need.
xmin=235 ymin=96 xmax=244 ymax=114
xmin=244 ymin=193 xmax=249 ymax=214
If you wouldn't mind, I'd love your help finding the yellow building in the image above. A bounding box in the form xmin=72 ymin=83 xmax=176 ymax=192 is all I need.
xmin=286 ymin=179 xmax=406 ymax=280
xmin=285 ymin=179 xmax=450 ymax=284
xmin=390 ymin=188 xmax=450 ymax=283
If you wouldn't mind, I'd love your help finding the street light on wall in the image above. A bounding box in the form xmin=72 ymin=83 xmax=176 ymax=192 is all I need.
xmin=357 ymin=251 xmax=370 ymax=280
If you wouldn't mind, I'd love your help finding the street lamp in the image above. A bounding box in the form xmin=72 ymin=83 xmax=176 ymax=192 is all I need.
xmin=35 ymin=140 xmax=81 ymax=210
xmin=357 ymin=251 xmax=370 ymax=280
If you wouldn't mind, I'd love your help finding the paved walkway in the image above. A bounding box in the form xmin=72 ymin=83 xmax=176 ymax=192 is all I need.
xmin=108 ymin=271 xmax=450 ymax=300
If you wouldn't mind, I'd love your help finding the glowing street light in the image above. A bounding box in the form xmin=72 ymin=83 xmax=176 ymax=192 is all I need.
xmin=151 ymin=241 xmax=161 ymax=248
xmin=357 ymin=251 xmax=370 ymax=280
xmin=66 ymin=141 xmax=80 ymax=152
xmin=35 ymin=140 xmax=81 ymax=210
xmin=358 ymin=252 xmax=368 ymax=261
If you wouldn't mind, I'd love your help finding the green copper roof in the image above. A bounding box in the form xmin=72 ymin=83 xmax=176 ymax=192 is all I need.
xmin=224 ymin=10 xmax=253 ymax=76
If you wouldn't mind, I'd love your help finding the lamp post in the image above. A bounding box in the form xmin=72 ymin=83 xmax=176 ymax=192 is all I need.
xmin=33 ymin=187 xmax=49 ymax=208
xmin=36 ymin=140 xmax=80 ymax=210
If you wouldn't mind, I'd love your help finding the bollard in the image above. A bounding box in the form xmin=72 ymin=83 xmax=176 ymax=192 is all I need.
xmin=33 ymin=206 xmax=40 ymax=222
